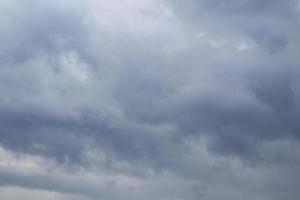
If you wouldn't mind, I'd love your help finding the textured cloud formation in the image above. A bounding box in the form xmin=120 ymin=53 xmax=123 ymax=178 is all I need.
xmin=0 ymin=0 xmax=300 ymax=199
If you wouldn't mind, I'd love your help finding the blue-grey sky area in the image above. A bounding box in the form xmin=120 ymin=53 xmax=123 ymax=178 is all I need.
xmin=0 ymin=0 xmax=300 ymax=199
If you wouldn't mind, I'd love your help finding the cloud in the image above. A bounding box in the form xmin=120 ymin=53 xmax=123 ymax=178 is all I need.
xmin=0 ymin=0 xmax=299 ymax=199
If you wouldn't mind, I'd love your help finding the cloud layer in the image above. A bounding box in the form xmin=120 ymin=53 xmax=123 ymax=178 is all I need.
xmin=0 ymin=0 xmax=300 ymax=199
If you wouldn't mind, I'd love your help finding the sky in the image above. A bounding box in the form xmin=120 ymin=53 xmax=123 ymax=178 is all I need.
xmin=0 ymin=0 xmax=300 ymax=199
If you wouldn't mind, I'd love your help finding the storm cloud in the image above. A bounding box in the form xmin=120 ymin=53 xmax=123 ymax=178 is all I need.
xmin=0 ymin=0 xmax=300 ymax=199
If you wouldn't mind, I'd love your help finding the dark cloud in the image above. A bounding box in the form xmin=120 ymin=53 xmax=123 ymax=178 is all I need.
xmin=0 ymin=0 xmax=299 ymax=199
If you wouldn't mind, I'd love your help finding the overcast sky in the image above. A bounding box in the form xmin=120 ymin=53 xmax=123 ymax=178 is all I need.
xmin=0 ymin=0 xmax=300 ymax=199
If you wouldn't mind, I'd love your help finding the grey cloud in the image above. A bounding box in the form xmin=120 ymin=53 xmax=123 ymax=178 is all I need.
xmin=0 ymin=0 xmax=300 ymax=199
xmin=0 ymin=1 xmax=86 ymax=66
xmin=0 ymin=0 xmax=298 ymax=166
xmin=168 ymin=0 xmax=299 ymax=54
